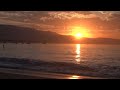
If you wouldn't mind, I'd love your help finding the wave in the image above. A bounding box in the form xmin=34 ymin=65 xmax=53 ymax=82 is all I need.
xmin=0 ymin=57 xmax=120 ymax=78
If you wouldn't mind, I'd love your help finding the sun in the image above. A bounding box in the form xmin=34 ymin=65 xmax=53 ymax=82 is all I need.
xmin=70 ymin=26 xmax=91 ymax=39
xmin=75 ymin=33 xmax=83 ymax=39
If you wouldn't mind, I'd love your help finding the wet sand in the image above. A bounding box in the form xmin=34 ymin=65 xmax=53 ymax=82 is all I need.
xmin=0 ymin=67 xmax=102 ymax=79
xmin=0 ymin=72 xmax=45 ymax=79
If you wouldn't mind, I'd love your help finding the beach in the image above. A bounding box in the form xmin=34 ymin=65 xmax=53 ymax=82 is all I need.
xmin=0 ymin=67 xmax=103 ymax=79
xmin=0 ymin=57 xmax=118 ymax=79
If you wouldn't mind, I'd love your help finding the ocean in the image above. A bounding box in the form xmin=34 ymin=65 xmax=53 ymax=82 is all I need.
xmin=0 ymin=43 xmax=120 ymax=78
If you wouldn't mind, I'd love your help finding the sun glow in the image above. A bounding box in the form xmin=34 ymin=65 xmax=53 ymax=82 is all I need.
xmin=75 ymin=33 xmax=83 ymax=39
xmin=70 ymin=26 xmax=91 ymax=38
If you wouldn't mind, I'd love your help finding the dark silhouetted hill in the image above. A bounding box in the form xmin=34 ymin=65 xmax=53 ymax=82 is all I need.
xmin=0 ymin=24 xmax=72 ymax=43
xmin=78 ymin=37 xmax=120 ymax=44
xmin=0 ymin=24 xmax=120 ymax=44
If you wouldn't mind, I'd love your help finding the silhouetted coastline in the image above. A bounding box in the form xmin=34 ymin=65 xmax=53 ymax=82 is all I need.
xmin=0 ymin=24 xmax=120 ymax=44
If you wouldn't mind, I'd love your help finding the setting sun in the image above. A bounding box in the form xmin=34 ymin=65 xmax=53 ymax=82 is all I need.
xmin=75 ymin=33 xmax=83 ymax=39
xmin=70 ymin=26 xmax=91 ymax=38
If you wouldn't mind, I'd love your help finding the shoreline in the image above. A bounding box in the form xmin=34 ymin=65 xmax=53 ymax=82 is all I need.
xmin=0 ymin=67 xmax=103 ymax=79
xmin=0 ymin=57 xmax=118 ymax=79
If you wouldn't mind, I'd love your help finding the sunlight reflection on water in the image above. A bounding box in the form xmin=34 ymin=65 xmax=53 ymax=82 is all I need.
xmin=68 ymin=75 xmax=80 ymax=79
xmin=75 ymin=44 xmax=81 ymax=64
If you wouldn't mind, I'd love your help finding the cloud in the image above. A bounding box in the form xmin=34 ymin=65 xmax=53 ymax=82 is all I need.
xmin=48 ymin=11 xmax=96 ymax=20
xmin=0 ymin=11 xmax=118 ymax=24
xmin=47 ymin=11 xmax=116 ymax=21
xmin=0 ymin=18 xmax=34 ymax=28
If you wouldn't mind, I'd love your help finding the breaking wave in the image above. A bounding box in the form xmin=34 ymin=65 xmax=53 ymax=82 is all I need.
xmin=0 ymin=57 xmax=120 ymax=78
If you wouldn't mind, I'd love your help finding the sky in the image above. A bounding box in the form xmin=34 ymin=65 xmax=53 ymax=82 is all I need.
xmin=0 ymin=11 xmax=120 ymax=39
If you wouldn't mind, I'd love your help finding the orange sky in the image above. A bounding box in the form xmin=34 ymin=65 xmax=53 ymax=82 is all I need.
xmin=0 ymin=11 xmax=120 ymax=39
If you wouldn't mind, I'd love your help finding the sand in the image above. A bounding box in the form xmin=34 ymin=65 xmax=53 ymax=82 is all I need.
xmin=0 ymin=67 xmax=102 ymax=79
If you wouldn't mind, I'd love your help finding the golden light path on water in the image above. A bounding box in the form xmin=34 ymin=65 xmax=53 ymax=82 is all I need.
xmin=68 ymin=75 xmax=81 ymax=79
xmin=75 ymin=44 xmax=81 ymax=64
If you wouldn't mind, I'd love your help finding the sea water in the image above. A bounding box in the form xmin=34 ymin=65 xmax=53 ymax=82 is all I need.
xmin=0 ymin=43 xmax=120 ymax=78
